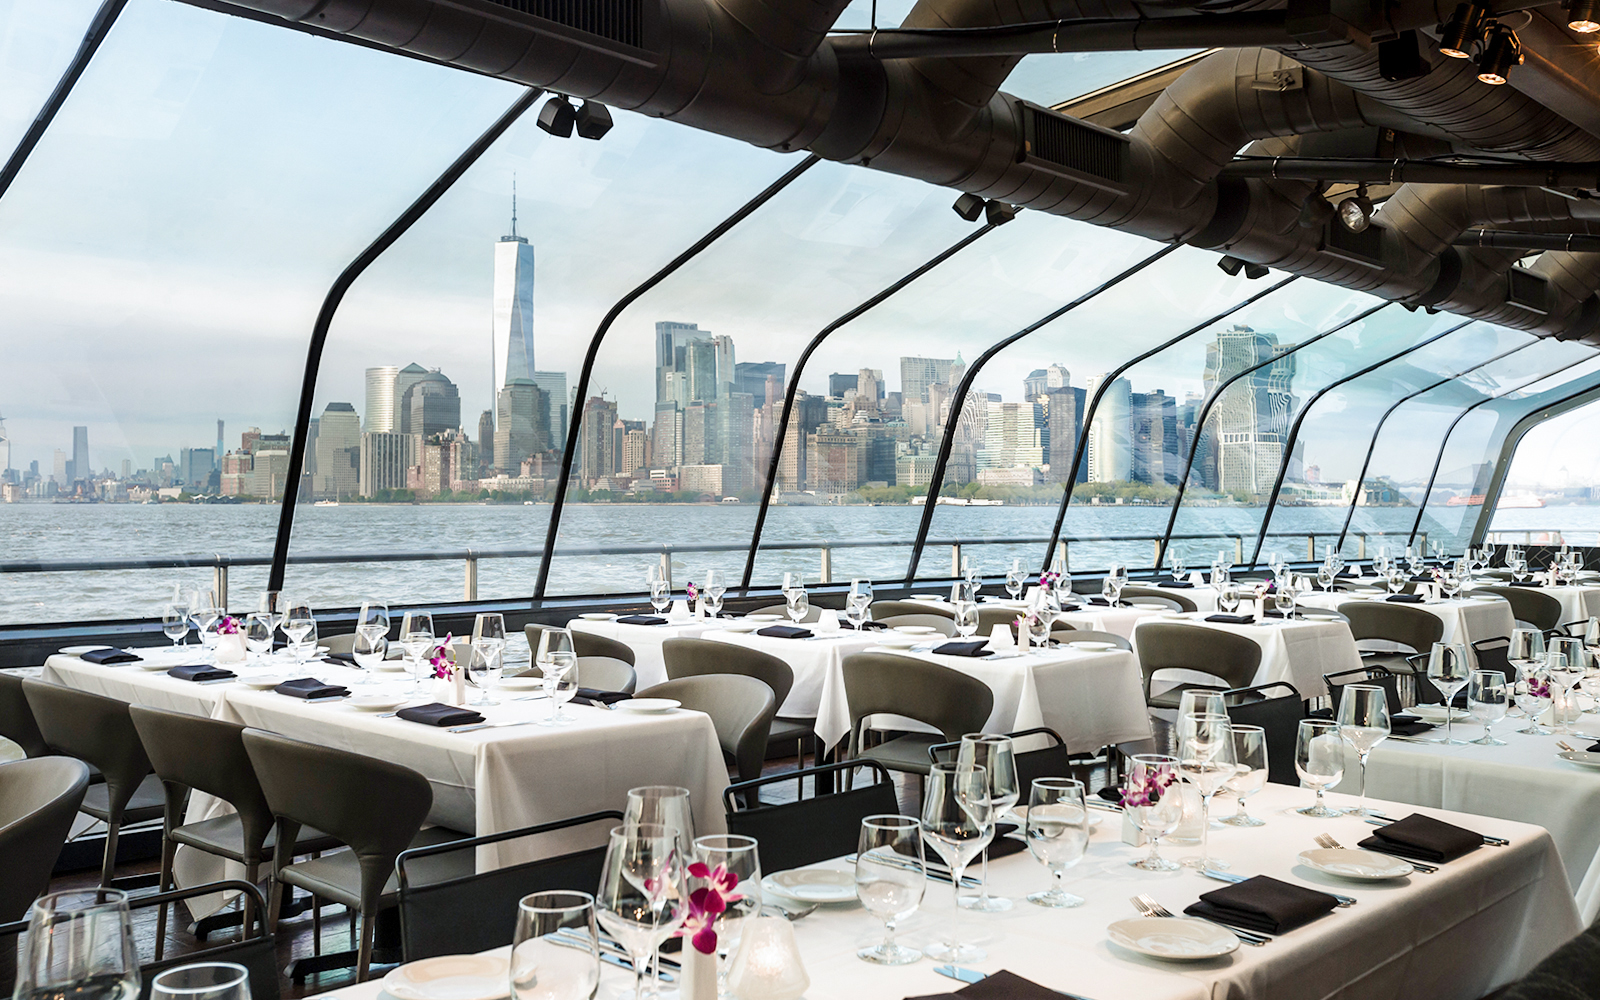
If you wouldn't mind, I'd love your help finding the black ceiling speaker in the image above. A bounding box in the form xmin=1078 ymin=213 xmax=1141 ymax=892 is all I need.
xmin=952 ymin=193 xmax=985 ymax=221
xmin=537 ymin=96 xmax=577 ymax=137
xmin=984 ymin=200 xmax=1018 ymax=226
xmin=575 ymin=101 xmax=613 ymax=140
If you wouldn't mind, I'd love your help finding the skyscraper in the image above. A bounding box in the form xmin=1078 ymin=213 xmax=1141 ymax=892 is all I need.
xmin=404 ymin=371 xmax=462 ymax=439
xmin=365 ymin=366 xmax=400 ymax=433
xmin=580 ymin=397 xmax=619 ymax=486
xmin=71 ymin=426 xmax=89 ymax=482
xmin=656 ymin=321 xmax=704 ymax=404
xmin=1203 ymin=325 xmax=1297 ymax=496
xmin=493 ymin=188 xmax=537 ymax=392
xmin=0 ymin=415 xmax=10 ymax=479
xmin=394 ymin=364 xmax=429 ymax=433
xmin=900 ymin=356 xmax=954 ymax=405
xmin=1085 ymin=375 xmax=1132 ymax=483
xmin=531 ymin=371 xmax=569 ymax=446
xmin=494 ymin=379 xmax=548 ymax=475
xmin=313 ymin=402 xmax=361 ymax=499
xmin=216 ymin=420 xmax=224 ymax=462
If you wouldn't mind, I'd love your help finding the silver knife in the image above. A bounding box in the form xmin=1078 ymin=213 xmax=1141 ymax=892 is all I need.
xmin=1201 ymin=868 xmax=1356 ymax=907
xmin=448 ymin=719 xmax=541 ymax=734
xmin=934 ymin=965 xmax=1095 ymax=1000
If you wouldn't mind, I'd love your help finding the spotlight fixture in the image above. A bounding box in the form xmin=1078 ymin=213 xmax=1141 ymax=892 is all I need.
xmin=1438 ymin=2 xmax=1486 ymax=58
xmin=952 ymin=193 xmax=984 ymax=221
xmin=536 ymin=96 xmax=576 ymax=138
xmin=1476 ymin=25 xmax=1523 ymax=84
xmin=1337 ymin=184 xmax=1374 ymax=233
xmin=1217 ymin=255 xmax=1245 ymax=276
xmin=1244 ymin=262 xmax=1270 ymax=279
xmin=1569 ymin=0 xmax=1600 ymax=32
xmin=574 ymin=100 xmax=613 ymax=140
xmin=984 ymin=200 xmax=1018 ymax=226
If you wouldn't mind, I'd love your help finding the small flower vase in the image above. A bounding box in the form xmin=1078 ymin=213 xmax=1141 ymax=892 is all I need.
xmin=214 ymin=632 xmax=247 ymax=664
xmin=694 ymin=597 xmax=706 ymax=619
xmin=680 ymin=944 xmax=718 ymax=1000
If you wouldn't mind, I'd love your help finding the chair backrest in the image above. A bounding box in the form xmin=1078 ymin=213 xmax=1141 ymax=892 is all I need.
xmin=1335 ymin=601 xmax=1444 ymax=652
xmin=1481 ymin=587 xmax=1564 ymax=631
xmin=572 ymin=631 xmax=636 ymax=665
xmin=1051 ymin=628 xmax=1133 ymax=651
xmin=1135 ymin=624 xmax=1262 ymax=696
xmin=876 ymin=614 xmax=957 ymax=636
xmin=22 ymin=679 xmax=152 ymax=818
xmin=322 ymin=632 xmax=359 ymax=656
xmin=128 ymin=705 xmax=276 ymax=864
xmin=870 ymin=600 xmax=954 ymax=621
xmin=1322 ymin=666 xmax=1403 ymax=720
xmin=519 ymin=657 xmax=638 ymax=694
xmin=1121 ymin=587 xmax=1195 ymax=612
xmin=635 ymin=676 xmax=775 ymax=784
xmin=0 ymin=757 xmax=90 ymax=922
xmin=0 ymin=673 xmax=48 ymax=759
xmin=929 ymin=728 xmax=1080 ymax=794
xmin=976 ymin=607 xmax=1023 ymax=633
xmin=662 ymin=637 xmax=795 ymax=708
xmin=1222 ymin=682 xmax=1304 ymax=785
xmin=750 ymin=604 xmax=823 ymax=623
xmin=840 ymin=653 xmax=994 ymax=758
xmin=396 ymin=810 xmax=621 ymax=962
xmin=723 ymin=760 xmax=896 ymax=872
xmin=1470 ymin=636 xmax=1516 ymax=684
xmin=240 ymin=729 xmax=434 ymax=917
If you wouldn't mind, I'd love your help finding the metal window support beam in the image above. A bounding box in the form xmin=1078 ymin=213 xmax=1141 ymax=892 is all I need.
xmin=829 ymin=12 xmax=1297 ymax=59
xmin=1457 ymin=230 xmax=1600 ymax=252
xmin=1217 ymin=157 xmax=1600 ymax=188
xmin=268 ymin=88 xmax=543 ymax=591
xmin=1471 ymin=381 xmax=1600 ymax=544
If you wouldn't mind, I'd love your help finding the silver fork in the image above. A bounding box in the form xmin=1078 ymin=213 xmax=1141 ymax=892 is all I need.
xmin=1319 ymin=832 xmax=1438 ymax=873
xmin=1131 ymin=894 xmax=1270 ymax=946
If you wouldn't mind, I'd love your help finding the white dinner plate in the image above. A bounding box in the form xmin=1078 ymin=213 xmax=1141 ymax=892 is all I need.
xmin=722 ymin=622 xmax=761 ymax=633
xmin=239 ymin=676 xmax=286 ymax=690
xmin=1068 ymin=640 xmax=1118 ymax=652
xmin=894 ymin=625 xmax=939 ymax=635
xmin=1130 ymin=602 xmax=1170 ymax=611
xmin=1107 ymin=917 xmax=1239 ymax=961
xmin=1296 ymin=847 xmax=1413 ymax=881
xmin=1304 ymin=613 xmax=1341 ymax=622
xmin=383 ymin=954 xmax=510 ymax=1000
xmin=762 ymin=868 xmax=856 ymax=904
xmin=60 ymin=645 xmax=111 ymax=655
xmin=910 ymin=595 xmax=944 ymax=601
xmin=615 ymin=698 xmax=680 ymax=714
xmin=873 ymin=637 xmax=922 ymax=649
xmin=347 ymin=695 xmax=408 ymax=713
xmin=1407 ymin=705 xmax=1470 ymax=723
xmin=744 ymin=614 xmax=782 ymax=622
xmin=498 ymin=675 xmax=542 ymax=690
xmin=1558 ymin=751 xmax=1600 ymax=769
xmin=1158 ymin=611 xmax=1189 ymax=619
xmin=578 ymin=612 xmax=616 ymax=621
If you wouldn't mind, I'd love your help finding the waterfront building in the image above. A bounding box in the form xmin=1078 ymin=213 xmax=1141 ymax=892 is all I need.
xmin=313 ymin=402 xmax=361 ymax=499
xmin=494 ymin=378 xmax=548 ymax=476
xmin=493 ymin=192 xmax=537 ymax=392
xmin=365 ymin=366 xmax=400 ymax=433
xmin=900 ymin=356 xmax=953 ymax=406
xmin=404 ymin=371 xmax=462 ymax=439
xmin=1085 ymin=375 xmax=1132 ymax=484
xmin=394 ymin=364 xmax=430 ymax=433
xmin=359 ymin=431 xmax=415 ymax=497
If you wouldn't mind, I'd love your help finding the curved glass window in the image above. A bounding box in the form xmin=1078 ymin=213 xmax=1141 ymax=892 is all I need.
xmin=1488 ymin=393 xmax=1600 ymax=546
xmin=0 ymin=0 xmax=104 ymax=163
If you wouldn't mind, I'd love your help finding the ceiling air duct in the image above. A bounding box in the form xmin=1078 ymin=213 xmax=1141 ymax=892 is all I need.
xmin=1017 ymin=103 xmax=1130 ymax=194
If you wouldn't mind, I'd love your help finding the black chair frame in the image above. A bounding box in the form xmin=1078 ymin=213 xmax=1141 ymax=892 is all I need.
xmin=1222 ymin=681 xmax=1305 ymax=786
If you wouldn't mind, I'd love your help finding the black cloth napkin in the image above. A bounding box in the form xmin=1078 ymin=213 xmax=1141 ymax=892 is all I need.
xmin=1184 ymin=875 xmax=1339 ymax=934
xmin=1388 ymin=715 xmax=1436 ymax=737
xmin=396 ymin=702 xmax=484 ymax=727
xmin=1058 ymin=603 xmax=1082 ymax=613
xmin=616 ymin=614 xmax=669 ymax=625
xmin=1508 ymin=580 xmax=1544 ymax=588
xmin=842 ymin=620 xmax=888 ymax=631
xmin=322 ymin=652 xmax=358 ymax=667
xmin=1585 ymin=741 xmax=1600 ymax=752
xmin=1386 ymin=593 xmax=1425 ymax=603
xmin=1409 ymin=574 xmax=1434 ymax=582
xmin=1262 ymin=609 xmax=1301 ymax=619
xmin=1160 ymin=578 xmax=1195 ymax=588
xmin=575 ymin=688 xmax=632 ymax=705
xmin=933 ymin=640 xmax=993 ymax=658
xmin=983 ymin=823 xmax=1028 ymax=861
xmin=273 ymin=677 xmax=350 ymax=700
xmin=1087 ymin=596 xmax=1112 ymax=606
xmin=1358 ymin=812 xmax=1482 ymax=863
xmin=167 ymin=664 xmax=236 ymax=683
xmin=905 ymin=969 xmax=1060 ymax=1000
xmin=1205 ymin=613 xmax=1256 ymax=624
xmin=79 ymin=648 xmax=142 ymax=665
xmin=756 ymin=625 xmax=812 ymax=639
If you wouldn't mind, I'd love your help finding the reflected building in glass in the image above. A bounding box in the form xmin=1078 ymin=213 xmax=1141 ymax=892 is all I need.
xmin=1203 ymin=325 xmax=1297 ymax=498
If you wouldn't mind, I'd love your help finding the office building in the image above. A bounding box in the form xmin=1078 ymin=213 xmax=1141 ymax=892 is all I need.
xmin=1045 ymin=385 xmax=1086 ymax=484
xmin=493 ymin=192 xmax=537 ymax=391
xmin=1085 ymin=375 xmax=1132 ymax=483
xmin=734 ymin=361 xmax=786 ymax=405
xmin=359 ymin=431 xmax=415 ymax=497
xmin=365 ymin=366 xmax=400 ymax=433
xmin=404 ymin=371 xmax=462 ymax=438
xmin=1204 ymin=325 xmax=1297 ymax=496
xmin=178 ymin=447 xmax=216 ymax=490
xmin=531 ymin=371 xmax=568 ymax=446
xmin=900 ymin=356 xmax=953 ymax=405
xmin=0 ymin=415 xmax=9 ymax=480
xmin=579 ymin=396 xmax=618 ymax=486
xmin=313 ymin=402 xmax=361 ymax=499
xmin=494 ymin=379 xmax=548 ymax=475
xmin=71 ymin=426 xmax=88 ymax=482
xmin=394 ymin=364 xmax=429 ymax=433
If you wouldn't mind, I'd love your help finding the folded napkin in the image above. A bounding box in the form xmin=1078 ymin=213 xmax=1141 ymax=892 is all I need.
xmin=79 ymin=648 xmax=142 ymax=665
xmin=1386 ymin=593 xmax=1425 ymax=603
xmin=1205 ymin=613 xmax=1256 ymax=625
xmin=396 ymin=702 xmax=484 ymax=727
xmin=983 ymin=823 xmax=1028 ymax=861
xmin=272 ymin=677 xmax=351 ymax=700
xmin=1087 ymin=596 xmax=1111 ymax=606
xmin=842 ymin=621 xmax=888 ymax=631
xmin=1409 ymin=574 xmax=1434 ymax=582
xmin=322 ymin=652 xmax=358 ymax=667
xmin=933 ymin=640 xmax=993 ymax=658
xmin=1183 ymin=875 xmax=1338 ymax=934
xmin=906 ymin=969 xmax=1060 ymax=1000
xmin=615 ymin=614 xmax=669 ymax=625
xmin=1508 ymin=580 xmax=1544 ymax=588
xmin=1058 ymin=603 xmax=1082 ymax=613
xmin=575 ymin=688 xmax=632 ymax=705
xmin=756 ymin=625 xmax=812 ymax=639
xmin=1160 ymin=578 xmax=1195 ymax=588
xmin=1262 ymin=609 xmax=1300 ymax=619
xmin=1096 ymin=785 xmax=1125 ymax=804
xmin=1388 ymin=715 xmax=1435 ymax=737
xmin=1358 ymin=812 xmax=1482 ymax=863
xmin=167 ymin=664 xmax=237 ymax=683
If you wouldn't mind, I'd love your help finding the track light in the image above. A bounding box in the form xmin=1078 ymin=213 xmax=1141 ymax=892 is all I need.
xmin=1569 ymin=0 xmax=1600 ymax=32
xmin=1438 ymin=2 xmax=1486 ymax=58
xmin=952 ymin=193 xmax=985 ymax=221
xmin=984 ymin=200 xmax=1018 ymax=226
xmin=536 ymin=96 xmax=576 ymax=138
xmin=1337 ymin=184 xmax=1374 ymax=233
xmin=1476 ymin=25 xmax=1523 ymax=85
xmin=574 ymin=100 xmax=613 ymax=140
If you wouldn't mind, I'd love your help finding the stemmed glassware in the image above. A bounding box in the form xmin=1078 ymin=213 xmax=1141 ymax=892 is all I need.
xmin=1515 ymin=668 xmax=1554 ymax=734
xmin=469 ymin=613 xmax=506 ymax=706
xmin=148 ymin=963 xmax=251 ymax=1000
xmin=919 ymin=762 xmax=992 ymax=961
xmin=1123 ymin=754 xmax=1183 ymax=871
xmin=1335 ymin=684 xmax=1390 ymax=816
xmin=953 ymin=600 xmax=979 ymax=639
xmin=510 ymin=891 xmax=600 ymax=1000
xmin=1177 ymin=713 xmax=1235 ymax=870
xmin=401 ymin=611 xmax=436 ymax=697
xmin=1509 ymin=628 xmax=1546 ymax=678
xmin=692 ymin=834 xmax=762 ymax=993
xmin=1220 ymin=724 xmax=1268 ymax=827
xmin=1316 ymin=561 xmax=1336 ymax=592
xmin=1104 ymin=563 xmax=1128 ymax=605
xmin=163 ymin=603 xmax=190 ymax=649
xmin=1166 ymin=548 xmax=1186 ymax=583
xmin=15 ymin=889 xmax=140 ymax=1000
xmin=704 ymin=570 xmax=727 ymax=618
xmin=191 ymin=588 xmax=222 ymax=659
xmin=648 ymin=566 xmax=670 ymax=616
xmin=1217 ymin=583 xmax=1241 ymax=615
xmin=955 ymin=735 xmax=1017 ymax=912
xmin=595 ymin=824 xmax=686 ymax=1000
xmin=244 ymin=613 xmax=275 ymax=661
xmin=283 ymin=598 xmax=314 ymax=668
xmin=1005 ymin=560 xmax=1026 ymax=601
xmin=1294 ymin=719 xmax=1346 ymax=818
xmin=1274 ymin=583 xmax=1298 ymax=619
xmin=854 ymin=815 xmax=925 ymax=965
xmin=536 ymin=628 xmax=578 ymax=725
xmin=1548 ymin=644 xmax=1587 ymax=734
xmin=352 ymin=601 xmax=389 ymax=683
xmin=1023 ymin=777 xmax=1089 ymax=907
xmin=1468 ymin=670 xmax=1509 ymax=745
xmin=1426 ymin=642 xmax=1472 ymax=745
xmin=1511 ymin=555 xmax=1530 ymax=582
xmin=783 ymin=573 xmax=809 ymax=625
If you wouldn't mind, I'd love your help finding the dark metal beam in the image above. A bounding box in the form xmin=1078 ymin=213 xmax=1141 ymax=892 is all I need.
xmin=1457 ymin=230 xmax=1600 ymax=252
xmin=829 ymin=12 xmax=1296 ymax=59
xmin=1218 ymin=157 xmax=1600 ymax=188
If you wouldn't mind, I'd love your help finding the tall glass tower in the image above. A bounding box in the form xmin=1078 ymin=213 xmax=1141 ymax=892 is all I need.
xmin=493 ymin=185 xmax=536 ymax=393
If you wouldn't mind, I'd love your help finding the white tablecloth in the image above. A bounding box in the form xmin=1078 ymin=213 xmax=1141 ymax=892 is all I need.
xmin=1147 ymin=582 xmax=1221 ymax=612
xmin=904 ymin=595 xmax=1166 ymax=639
xmin=308 ymin=783 xmax=1578 ymax=1000
xmin=694 ymin=629 xmax=881 ymax=720
xmin=568 ymin=617 xmax=721 ymax=689
xmin=1543 ymin=585 xmax=1600 ymax=626
xmin=1298 ymin=593 xmax=1518 ymax=668
xmin=810 ymin=644 xmax=1152 ymax=755
xmin=1132 ymin=613 xmax=1362 ymax=698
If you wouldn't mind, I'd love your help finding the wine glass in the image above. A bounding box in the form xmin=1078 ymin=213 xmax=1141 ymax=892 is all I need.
xmin=1294 ymin=719 xmax=1345 ymax=817
xmin=163 ymin=604 xmax=190 ymax=648
xmin=511 ymin=891 xmax=600 ymax=1000
xmin=1167 ymin=548 xmax=1187 ymax=584
xmin=1123 ymin=754 xmax=1183 ymax=871
xmin=648 ymin=566 xmax=671 ymax=616
xmin=956 ymin=734 xmax=1017 ymax=913
xmin=15 ymin=889 xmax=140 ymax=1000
xmin=1274 ymin=584 xmax=1297 ymax=619
xmin=1515 ymin=669 xmax=1553 ymax=735
xmin=1178 ymin=713 xmax=1235 ymax=870
xmin=1511 ymin=556 xmax=1529 ymax=582
xmin=1100 ymin=576 xmax=1118 ymax=606
xmin=243 ymin=613 xmax=275 ymax=661
xmin=692 ymin=834 xmax=762 ymax=992
xmin=149 ymin=963 xmax=251 ymax=1000
xmin=1469 ymin=670 xmax=1509 ymax=746
xmin=953 ymin=600 xmax=979 ymax=639
xmin=1509 ymin=628 xmax=1546 ymax=678
xmin=283 ymin=598 xmax=314 ymax=668
xmin=1316 ymin=562 xmax=1336 ymax=592
xmin=595 ymin=824 xmax=686 ymax=1000
xmin=469 ymin=613 xmax=507 ymax=706
xmin=1217 ymin=583 xmax=1240 ymax=614
xmin=191 ymin=588 xmax=221 ymax=658
xmin=625 ymin=786 xmax=697 ymax=863
xmin=1336 ymin=685 xmax=1390 ymax=816
xmin=920 ymin=762 xmax=991 ymax=961
xmin=704 ymin=570 xmax=727 ymax=618
xmin=1005 ymin=560 xmax=1025 ymax=601
xmin=784 ymin=582 xmax=809 ymax=626
xmin=1220 ymin=724 xmax=1267 ymax=827
xmin=1427 ymin=642 xmax=1471 ymax=744
xmin=1210 ymin=556 xmax=1228 ymax=589
xmin=1106 ymin=563 xmax=1128 ymax=605
xmin=542 ymin=653 xmax=577 ymax=725
xmin=1023 ymin=777 xmax=1089 ymax=907
xmin=1548 ymin=645 xmax=1586 ymax=734
xmin=855 ymin=815 xmax=924 ymax=965
xmin=351 ymin=626 xmax=387 ymax=680
xmin=401 ymin=611 xmax=436 ymax=697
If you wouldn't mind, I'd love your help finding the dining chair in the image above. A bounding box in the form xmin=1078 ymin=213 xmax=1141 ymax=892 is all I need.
xmin=395 ymin=810 xmax=621 ymax=962
xmin=870 ymin=600 xmax=955 ymax=621
xmin=0 ymin=757 xmax=90 ymax=924
xmin=240 ymin=729 xmax=472 ymax=982
xmin=723 ymin=760 xmax=896 ymax=872
xmin=1049 ymin=626 xmax=1134 ymax=651
xmin=519 ymin=656 xmax=638 ymax=694
xmin=1120 ymin=587 xmax=1196 ymax=612
xmin=1322 ymin=665 xmax=1404 ymax=720
xmin=1468 ymin=636 xmax=1516 ymax=685
xmin=663 ymin=637 xmax=816 ymax=774
xmin=525 ymin=624 xmax=639 ymax=664
xmin=0 ymin=673 xmax=49 ymax=760
xmin=749 ymin=603 xmax=824 ymax=623
xmin=1336 ymin=601 xmax=1444 ymax=691
xmin=1221 ymin=682 xmax=1305 ymax=785
xmin=929 ymin=727 xmax=1089 ymax=792
xmin=1134 ymin=623 xmax=1262 ymax=710
xmin=976 ymin=606 xmax=1026 ymax=634
xmin=876 ymin=614 xmax=957 ymax=636
xmin=840 ymin=652 xmax=994 ymax=785
xmin=21 ymin=679 xmax=167 ymax=887
xmin=1497 ymin=910 xmax=1600 ymax=999
xmin=635 ymin=675 xmax=776 ymax=785
xmin=1480 ymin=586 xmax=1564 ymax=631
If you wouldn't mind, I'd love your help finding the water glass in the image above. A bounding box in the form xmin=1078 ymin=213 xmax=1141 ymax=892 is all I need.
xmin=855 ymin=815 xmax=924 ymax=966
xmin=785 ymin=586 xmax=809 ymax=626
xmin=1005 ymin=560 xmax=1025 ymax=601
xmin=920 ymin=762 xmax=991 ymax=962
xmin=1024 ymin=778 xmax=1089 ymax=907
xmin=283 ymin=598 xmax=315 ymax=668
xmin=953 ymin=600 xmax=979 ymax=639
xmin=15 ymin=889 xmax=140 ymax=1000
xmin=1509 ymin=628 xmax=1546 ymax=678
xmin=1294 ymin=719 xmax=1345 ymax=817
xmin=510 ymin=891 xmax=600 ymax=1000
xmin=595 ymin=824 xmax=686 ymax=1000
xmin=1167 ymin=548 xmax=1186 ymax=582
xmin=955 ymin=735 xmax=1016 ymax=913
xmin=1548 ymin=646 xmax=1586 ymax=734
xmin=704 ymin=569 xmax=727 ymax=618
xmin=1274 ymin=586 xmax=1297 ymax=619
xmin=163 ymin=604 xmax=190 ymax=648
xmin=542 ymin=652 xmax=577 ymax=725
xmin=1469 ymin=670 xmax=1509 ymax=746
xmin=1217 ymin=583 xmax=1240 ymax=614
xmin=1178 ymin=713 xmax=1235 ymax=870
xmin=625 ymin=785 xmax=697 ymax=861
xmin=1515 ymin=670 xmax=1553 ymax=735
xmin=243 ymin=613 xmax=274 ymax=660
xmin=351 ymin=625 xmax=386 ymax=677
xmin=1123 ymin=754 xmax=1183 ymax=871
xmin=1220 ymin=724 xmax=1267 ymax=827
xmin=1335 ymin=685 xmax=1390 ymax=816
xmin=693 ymin=834 xmax=762 ymax=992
xmin=1426 ymin=641 xmax=1471 ymax=744
xmin=401 ymin=611 xmax=436 ymax=697
xmin=149 ymin=963 xmax=250 ymax=1000
xmin=470 ymin=613 xmax=507 ymax=706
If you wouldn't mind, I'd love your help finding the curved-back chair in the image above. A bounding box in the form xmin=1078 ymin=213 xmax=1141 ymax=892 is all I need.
xmin=524 ymin=624 xmax=639 ymax=664
xmin=22 ymin=680 xmax=164 ymax=886
xmin=0 ymin=757 xmax=90 ymax=922
xmin=749 ymin=603 xmax=823 ymax=623
xmin=723 ymin=760 xmax=897 ymax=871
xmin=1221 ymin=682 xmax=1305 ymax=785
xmin=1121 ymin=587 xmax=1196 ymax=612
xmin=1337 ymin=601 xmax=1444 ymax=675
xmin=1134 ymin=623 xmax=1262 ymax=709
xmin=1050 ymin=627 xmax=1133 ymax=651
xmin=871 ymin=600 xmax=954 ymax=621
xmin=663 ymin=638 xmax=812 ymax=768
xmin=877 ymin=614 xmax=957 ymax=636
xmin=0 ymin=672 xmax=48 ymax=759
xmin=519 ymin=657 xmax=638 ymax=694
xmin=840 ymin=653 xmax=994 ymax=779
xmin=1480 ymin=586 xmax=1564 ymax=631
xmin=976 ymin=606 xmax=1025 ymax=634
xmin=635 ymin=675 xmax=776 ymax=784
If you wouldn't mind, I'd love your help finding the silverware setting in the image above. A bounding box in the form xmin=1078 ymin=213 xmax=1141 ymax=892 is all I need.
xmin=550 ymin=927 xmax=679 ymax=979
xmin=1129 ymin=893 xmax=1271 ymax=946
xmin=761 ymin=901 xmax=819 ymax=921
xmin=1361 ymin=816 xmax=1507 ymax=847
xmin=1321 ymin=831 xmax=1437 ymax=872
xmin=1202 ymin=867 xmax=1355 ymax=907
xmin=447 ymin=719 xmax=541 ymax=734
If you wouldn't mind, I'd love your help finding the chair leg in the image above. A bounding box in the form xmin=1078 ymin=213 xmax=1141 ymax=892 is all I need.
xmin=266 ymin=872 xmax=284 ymax=933
xmin=243 ymin=862 xmax=259 ymax=938
xmin=356 ymin=911 xmax=375 ymax=983
xmin=100 ymin=818 xmax=122 ymax=888
xmin=153 ymin=834 xmax=177 ymax=960
xmin=312 ymin=895 xmax=322 ymax=956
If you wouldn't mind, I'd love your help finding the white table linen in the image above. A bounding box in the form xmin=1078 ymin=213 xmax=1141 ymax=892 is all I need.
xmin=908 ymin=595 xmax=1166 ymax=639
xmin=1146 ymin=582 xmax=1221 ymax=612
xmin=697 ymin=628 xmax=882 ymax=719
xmin=1542 ymin=585 xmax=1600 ymax=626
xmin=1298 ymin=592 xmax=1518 ymax=667
xmin=1132 ymin=613 xmax=1362 ymax=698
xmin=568 ymin=617 xmax=721 ymax=689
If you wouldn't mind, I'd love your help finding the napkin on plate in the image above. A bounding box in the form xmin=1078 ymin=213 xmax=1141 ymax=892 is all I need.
xmin=396 ymin=702 xmax=484 ymax=727
xmin=905 ymin=970 xmax=1061 ymax=1000
xmin=1358 ymin=812 xmax=1482 ymax=862
xmin=322 ymin=652 xmax=359 ymax=667
xmin=273 ymin=677 xmax=351 ymax=700
xmin=1385 ymin=594 xmax=1425 ymax=603
xmin=1508 ymin=580 xmax=1544 ymax=588
xmin=575 ymin=688 xmax=633 ymax=705
xmin=79 ymin=648 xmax=142 ymax=665
xmin=167 ymin=664 xmax=237 ymax=683
xmin=756 ymin=625 xmax=812 ymax=639
xmin=1161 ymin=578 xmax=1195 ymax=588
xmin=933 ymin=640 xmax=993 ymax=658
xmin=615 ymin=615 xmax=669 ymax=626
xmin=1205 ymin=613 xmax=1256 ymax=625
xmin=1388 ymin=715 xmax=1435 ymax=737
xmin=1183 ymin=875 xmax=1338 ymax=934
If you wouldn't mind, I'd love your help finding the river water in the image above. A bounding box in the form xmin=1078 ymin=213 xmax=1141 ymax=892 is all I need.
xmin=2 ymin=500 xmax=1594 ymax=625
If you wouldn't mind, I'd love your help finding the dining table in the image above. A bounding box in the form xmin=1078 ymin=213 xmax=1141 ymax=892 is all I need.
xmin=567 ymin=614 xmax=725 ymax=689
xmin=1131 ymin=611 xmax=1362 ymax=699
xmin=1295 ymin=591 xmax=1518 ymax=668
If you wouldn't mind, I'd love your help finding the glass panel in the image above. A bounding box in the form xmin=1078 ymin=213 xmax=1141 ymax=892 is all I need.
xmin=1254 ymin=323 xmax=1535 ymax=563
xmin=0 ymin=0 xmax=103 ymax=163
xmin=0 ymin=0 xmax=527 ymax=624
xmin=746 ymin=210 xmax=1155 ymax=589
xmin=282 ymin=101 xmax=790 ymax=609
xmin=1006 ymin=51 xmax=1203 ymax=109
xmin=1489 ymin=393 xmax=1600 ymax=546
